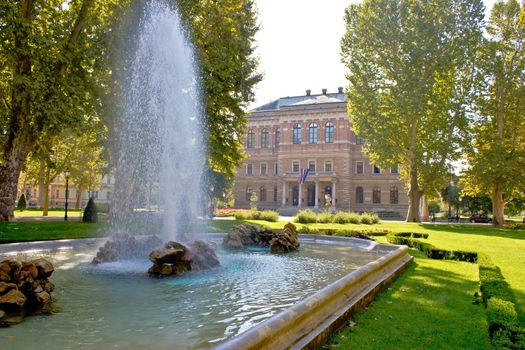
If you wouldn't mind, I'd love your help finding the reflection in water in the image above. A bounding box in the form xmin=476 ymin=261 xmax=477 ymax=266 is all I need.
xmin=0 ymin=242 xmax=382 ymax=350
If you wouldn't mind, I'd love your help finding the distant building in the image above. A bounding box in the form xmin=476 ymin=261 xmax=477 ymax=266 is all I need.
xmin=233 ymin=88 xmax=408 ymax=217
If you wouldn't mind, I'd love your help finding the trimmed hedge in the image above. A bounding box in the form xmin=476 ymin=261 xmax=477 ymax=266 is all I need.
xmin=233 ymin=209 xmax=279 ymax=222
xmin=391 ymin=232 xmax=429 ymax=239
xmin=504 ymin=223 xmax=525 ymax=230
xmin=478 ymin=253 xmax=525 ymax=349
xmin=297 ymin=226 xmax=390 ymax=238
xmin=386 ymin=234 xmax=477 ymax=263
xmin=294 ymin=210 xmax=380 ymax=224
xmin=294 ymin=210 xmax=318 ymax=223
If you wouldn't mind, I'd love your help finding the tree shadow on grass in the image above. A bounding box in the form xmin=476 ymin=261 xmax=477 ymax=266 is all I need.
xmin=419 ymin=223 xmax=525 ymax=241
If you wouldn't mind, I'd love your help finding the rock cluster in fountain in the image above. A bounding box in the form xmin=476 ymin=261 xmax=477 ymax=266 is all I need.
xmin=92 ymin=233 xmax=163 ymax=264
xmin=223 ymin=223 xmax=300 ymax=253
xmin=0 ymin=258 xmax=57 ymax=327
xmin=148 ymin=240 xmax=220 ymax=277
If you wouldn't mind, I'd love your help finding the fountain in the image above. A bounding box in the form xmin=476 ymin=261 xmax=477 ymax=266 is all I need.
xmin=0 ymin=1 xmax=413 ymax=348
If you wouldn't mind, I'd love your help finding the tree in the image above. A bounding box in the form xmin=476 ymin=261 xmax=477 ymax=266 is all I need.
xmin=341 ymin=0 xmax=484 ymax=221
xmin=0 ymin=0 xmax=122 ymax=221
xmin=462 ymin=0 xmax=525 ymax=226
xmin=177 ymin=0 xmax=262 ymax=178
xmin=16 ymin=194 xmax=26 ymax=211
xmin=82 ymin=197 xmax=98 ymax=223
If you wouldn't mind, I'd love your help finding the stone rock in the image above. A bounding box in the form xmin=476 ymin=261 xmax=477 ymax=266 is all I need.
xmin=30 ymin=259 xmax=54 ymax=279
xmin=0 ymin=289 xmax=26 ymax=308
xmin=35 ymin=291 xmax=51 ymax=305
xmin=270 ymin=223 xmax=300 ymax=254
xmin=19 ymin=262 xmax=38 ymax=280
xmin=0 ymin=282 xmax=17 ymax=294
xmin=34 ymin=286 xmax=43 ymax=294
xmin=43 ymin=281 xmax=55 ymax=293
xmin=0 ymin=309 xmax=5 ymax=319
xmin=92 ymin=234 xmax=163 ymax=264
xmin=148 ymin=240 xmax=220 ymax=277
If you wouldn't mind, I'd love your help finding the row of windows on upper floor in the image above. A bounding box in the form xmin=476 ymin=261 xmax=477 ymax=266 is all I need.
xmin=243 ymin=161 xmax=398 ymax=176
xmin=243 ymin=185 xmax=400 ymax=204
xmin=246 ymin=122 xmax=365 ymax=148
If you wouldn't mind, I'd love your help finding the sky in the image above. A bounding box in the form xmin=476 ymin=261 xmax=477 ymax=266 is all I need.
xmin=250 ymin=0 xmax=498 ymax=109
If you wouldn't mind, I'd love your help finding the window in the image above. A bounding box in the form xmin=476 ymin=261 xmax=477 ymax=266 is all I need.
xmin=247 ymin=130 xmax=255 ymax=148
xmin=356 ymin=161 xmax=364 ymax=174
xmin=293 ymin=123 xmax=302 ymax=144
xmin=273 ymin=186 xmax=278 ymax=202
xmin=373 ymin=187 xmax=381 ymax=204
xmin=325 ymin=122 xmax=334 ymax=143
xmin=260 ymin=186 xmax=267 ymax=202
xmin=356 ymin=135 xmax=365 ymax=145
xmin=261 ymin=128 xmax=269 ymax=148
xmin=56 ymin=189 xmax=60 ymax=199
xmin=292 ymin=161 xmax=300 ymax=173
xmin=247 ymin=163 xmax=253 ymax=175
xmin=390 ymin=164 xmax=399 ymax=174
xmin=106 ymin=177 xmax=111 ymax=185
xmin=106 ymin=191 xmax=111 ymax=200
xmin=324 ymin=160 xmax=332 ymax=172
xmin=308 ymin=160 xmax=316 ymax=172
xmin=246 ymin=187 xmax=252 ymax=201
xmin=261 ymin=163 xmax=267 ymax=175
xmin=390 ymin=186 xmax=399 ymax=204
xmin=275 ymin=127 xmax=280 ymax=145
xmin=373 ymin=165 xmax=381 ymax=174
xmin=356 ymin=186 xmax=364 ymax=204
xmin=274 ymin=162 xmax=279 ymax=175
xmin=89 ymin=191 xmax=98 ymax=199
xmin=309 ymin=123 xmax=318 ymax=144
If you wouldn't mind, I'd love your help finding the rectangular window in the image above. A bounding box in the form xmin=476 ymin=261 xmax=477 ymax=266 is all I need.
xmin=292 ymin=161 xmax=300 ymax=173
xmin=373 ymin=165 xmax=381 ymax=174
xmin=56 ymin=189 xmax=60 ymax=199
xmin=247 ymin=163 xmax=253 ymax=175
xmin=274 ymin=162 xmax=278 ymax=175
xmin=106 ymin=191 xmax=111 ymax=200
xmin=356 ymin=135 xmax=365 ymax=145
xmin=324 ymin=161 xmax=332 ymax=172
xmin=273 ymin=186 xmax=278 ymax=202
xmin=308 ymin=160 xmax=316 ymax=172
xmin=356 ymin=161 xmax=364 ymax=174
xmin=390 ymin=164 xmax=399 ymax=174
xmin=261 ymin=163 xmax=267 ymax=175
xmin=106 ymin=177 xmax=111 ymax=185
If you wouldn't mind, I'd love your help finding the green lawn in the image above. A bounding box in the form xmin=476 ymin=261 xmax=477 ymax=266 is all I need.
xmin=327 ymin=250 xmax=489 ymax=350
xmin=14 ymin=208 xmax=84 ymax=217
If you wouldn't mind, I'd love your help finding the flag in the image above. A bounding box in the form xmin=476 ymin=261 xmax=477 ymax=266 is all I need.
xmin=300 ymin=168 xmax=310 ymax=184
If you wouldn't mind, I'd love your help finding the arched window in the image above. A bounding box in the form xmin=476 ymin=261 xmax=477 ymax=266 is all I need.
xmin=293 ymin=123 xmax=302 ymax=144
xmin=275 ymin=127 xmax=280 ymax=145
xmin=261 ymin=128 xmax=269 ymax=148
xmin=260 ymin=186 xmax=267 ymax=202
xmin=247 ymin=130 xmax=255 ymax=148
xmin=325 ymin=122 xmax=334 ymax=143
xmin=246 ymin=187 xmax=252 ymax=201
xmin=309 ymin=123 xmax=318 ymax=144
xmin=356 ymin=186 xmax=364 ymax=204
xmin=373 ymin=187 xmax=381 ymax=204
xmin=390 ymin=186 xmax=399 ymax=204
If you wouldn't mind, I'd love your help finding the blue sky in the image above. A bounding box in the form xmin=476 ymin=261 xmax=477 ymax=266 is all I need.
xmin=251 ymin=0 xmax=498 ymax=108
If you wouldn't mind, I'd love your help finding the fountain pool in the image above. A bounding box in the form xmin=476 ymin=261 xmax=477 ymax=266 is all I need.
xmin=0 ymin=235 xmax=412 ymax=350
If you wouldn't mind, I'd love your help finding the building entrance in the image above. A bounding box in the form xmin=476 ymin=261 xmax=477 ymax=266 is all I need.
xmin=307 ymin=185 xmax=316 ymax=207
xmin=292 ymin=185 xmax=299 ymax=206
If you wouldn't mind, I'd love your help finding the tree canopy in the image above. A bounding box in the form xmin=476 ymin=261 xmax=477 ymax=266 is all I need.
xmin=341 ymin=0 xmax=484 ymax=221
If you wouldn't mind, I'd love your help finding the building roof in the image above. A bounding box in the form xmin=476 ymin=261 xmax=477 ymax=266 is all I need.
xmin=252 ymin=90 xmax=345 ymax=112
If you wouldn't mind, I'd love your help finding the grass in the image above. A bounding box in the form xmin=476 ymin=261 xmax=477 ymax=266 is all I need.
xmin=0 ymin=221 xmax=106 ymax=242
xmin=14 ymin=208 xmax=84 ymax=217
xmin=327 ymin=250 xmax=489 ymax=350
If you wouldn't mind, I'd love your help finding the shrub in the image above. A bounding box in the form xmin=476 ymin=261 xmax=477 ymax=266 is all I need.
xmin=360 ymin=212 xmax=378 ymax=224
xmin=332 ymin=211 xmax=360 ymax=224
xmin=294 ymin=210 xmax=317 ymax=224
xmin=82 ymin=198 xmax=98 ymax=223
xmin=487 ymin=298 xmax=518 ymax=334
xmin=259 ymin=210 xmax=279 ymax=222
xmin=298 ymin=226 xmax=321 ymax=234
xmin=233 ymin=210 xmax=250 ymax=220
xmin=316 ymin=211 xmax=333 ymax=223
xmin=16 ymin=194 xmax=27 ymax=211
xmin=504 ymin=223 xmax=525 ymax=230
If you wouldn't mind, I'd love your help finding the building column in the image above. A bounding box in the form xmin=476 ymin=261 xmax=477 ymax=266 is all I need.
xmin=315 ymin=180 xmax=319 ymax=208
xmin=282 ymin=182 xmax=286 ymax=206
xmin=332 ymin=181 xmax=336 ymax=207
xmin=298 ymin=183 xmax=303 ymax=208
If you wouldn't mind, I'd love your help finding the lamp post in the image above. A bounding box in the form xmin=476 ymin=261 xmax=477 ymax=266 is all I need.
xmin=64 ymin=168 xmax=70 ymax=221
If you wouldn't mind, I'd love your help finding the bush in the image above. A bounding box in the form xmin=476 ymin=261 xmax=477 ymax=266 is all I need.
xmin=259 ymin=210 xmax=279 ymax=222
xmin=504 ymin=223 xmax=525 ymax=230
xmin=294 ymin=210 xmax=317 ymax=223
xmin=16 ymin=194 xmax=27 ymax=211
xmin=332 ymin=211 xmax=361 ymax=224
xmin=360 ymin=212 xmax=379 ymax=224
xmin=316 ymin=211 xmax=333 ymax=223
xmin=82 ymin=198 xmax=98 ymax=223
xmin=487 ymin=298 xmax=518 ymax=334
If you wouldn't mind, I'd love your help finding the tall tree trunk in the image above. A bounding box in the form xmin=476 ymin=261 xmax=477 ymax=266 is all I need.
xmin=421 ymin=195 xmax=430 ymax=222
xmin=38 ymin=156 xmax=46 ymax=207
xmin=0 ymin=0 xmax=35 ymax=221
xmin=43 ymin=169 xmax=50 ymax=216
xmin=75 ymin=186 xmax=83 ymax=209
xmin=406 ymin=120 xmax=421 ymax=222
xmin=492 ymin=185 xmax=505 ymax=226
